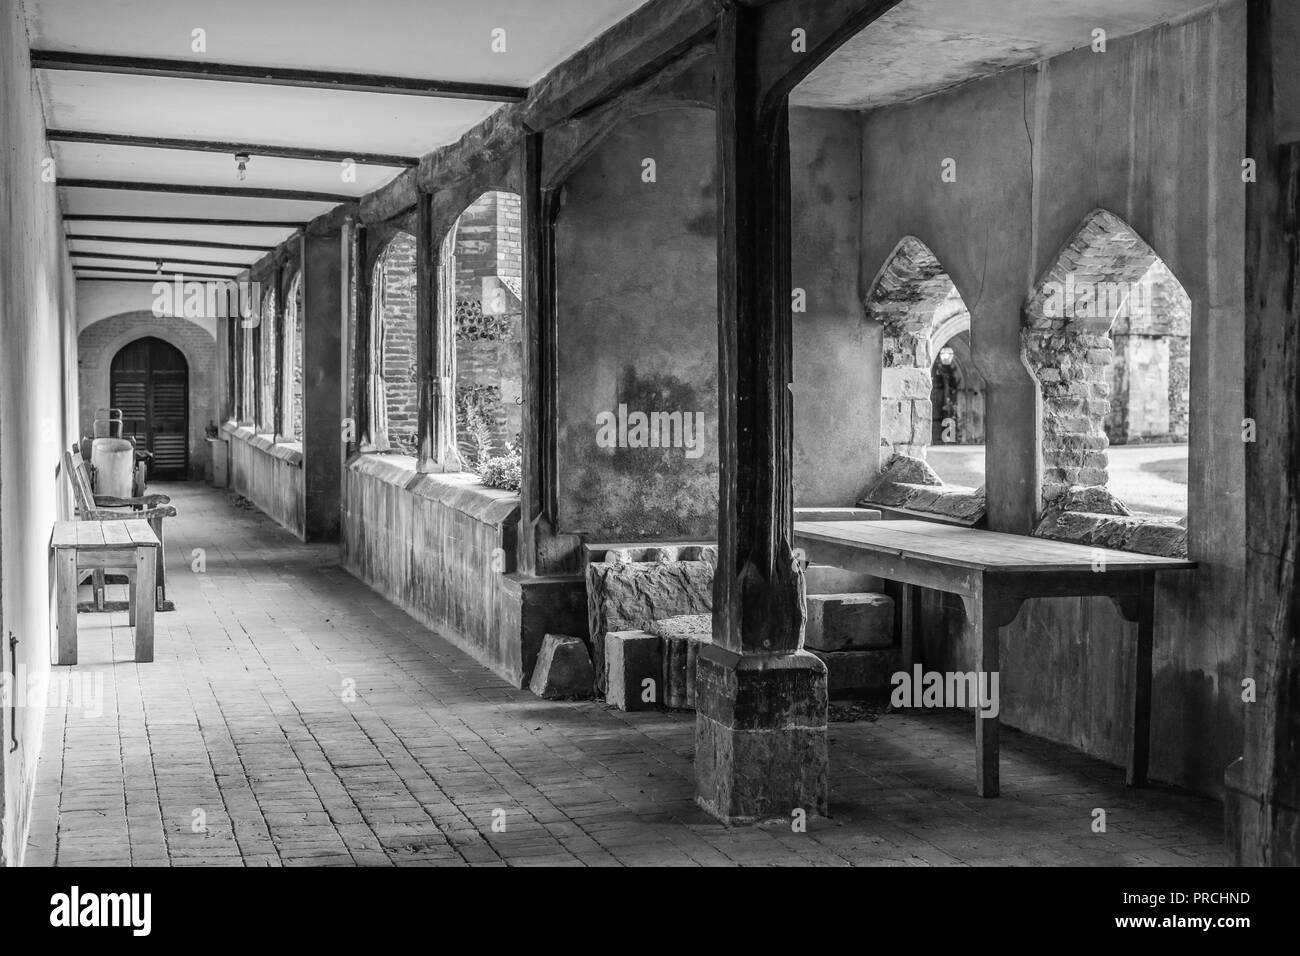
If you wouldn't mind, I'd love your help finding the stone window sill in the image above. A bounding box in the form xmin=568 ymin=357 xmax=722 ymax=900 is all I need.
xmin=858 ymin=453 xmax=987 ymax=526
xmin=1034 ymin=511 xmax=1188 ymax=559
xmin=348 ymin=452 xmax=519 ymax=525
xmin=221 ymin=421 xmax=303 ymax=467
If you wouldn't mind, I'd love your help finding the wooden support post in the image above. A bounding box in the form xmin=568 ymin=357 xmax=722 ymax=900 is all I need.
xmin=416 ymin=191 xmax=460 ymax=472
xmin=346 ymin=220 xmax=366 ymax=457
xmin=301 ymin=226 xmax=345 ymax=541
xmin=711 ymin=5 xmax=802 ymax=657
xmin=1230 ymin=0 xmax=1300 ymax=866
xmin=519 ymin=131 xmax=545 ymax=577
xmin=518 ymin=131 xmax=580 ymax=575
xmin=272 ymin=263 xmax=285 ymax=439
xmin=694 ymin=3 xmax=828 ymax=824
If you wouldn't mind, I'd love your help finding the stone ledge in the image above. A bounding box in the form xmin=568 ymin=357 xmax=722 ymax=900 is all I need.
xmin=221 ymin=421 xmax=303 ymax=467
xmin=348 ymin=453 xmax=519 ymax=525
xmin=1035 ymin=510 xmax=1188 ymax=558
xmin=1033 ymin=484 xmax=1188 ymax=558
xmin=859 ymin=453 xmax=986 ymax=526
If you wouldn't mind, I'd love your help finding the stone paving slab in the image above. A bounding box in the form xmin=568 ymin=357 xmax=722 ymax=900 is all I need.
xmin=25 ymin=484 xmax=1224 ymax=867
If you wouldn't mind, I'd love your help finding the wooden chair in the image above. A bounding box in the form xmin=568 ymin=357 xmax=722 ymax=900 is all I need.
xmin=63 ymin=449 xmax=176 ymax=610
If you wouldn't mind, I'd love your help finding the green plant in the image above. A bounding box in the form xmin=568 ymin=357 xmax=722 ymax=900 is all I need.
xmin=477 ymin=440 xmax=521 ymax=492
xmin=456 ymin=388 xmax=496 ymax=467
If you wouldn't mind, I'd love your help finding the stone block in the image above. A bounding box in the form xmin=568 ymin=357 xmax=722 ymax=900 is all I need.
xmin=605 ymin=629 xmax=663 ymax=711
xmin=652 ymin=614 xmax=712 ymax=710
xmin=586 ymin=558 xmax=713 ymax=693
xmin=809 ymin=648 xmax=900 ymax=695
xmin=881 ymin=366 xmax=932 ymax=400
xmin=880 ymin=401 xmax=911 ymax=443
xmin=804 ymin=593 xmax=894 ymax=651
xmin=528 ymin=634 xmax=595 ymax=700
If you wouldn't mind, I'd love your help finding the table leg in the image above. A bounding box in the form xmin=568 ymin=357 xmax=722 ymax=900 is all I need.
xmin=900 ymin=584 xmax=921 ymax=669
xmin=56 ymin=548 xmax=78 ymax=666
xmin=134 ymin=546 xmax=156 ymax=663
xmin=127 ymin=568 xmax=137 ymax=627
xmin=973 ymin=589 xmax=1000 ymax=798
xmin=1127 ymin=572 xmax=1155 ymax=787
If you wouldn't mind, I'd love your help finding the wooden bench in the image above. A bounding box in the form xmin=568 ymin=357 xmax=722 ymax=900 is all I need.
xmin=63 ymin=449 xmax=175 ymax=610
xmin=793 ymin=519 xmax=1197 ymax=798
xmin=52 ymin=520 xmax=161 ymax=665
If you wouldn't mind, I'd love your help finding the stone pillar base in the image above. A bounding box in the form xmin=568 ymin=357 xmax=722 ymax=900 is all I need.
xmin=694 ymin=644 xmax=828 ymax=824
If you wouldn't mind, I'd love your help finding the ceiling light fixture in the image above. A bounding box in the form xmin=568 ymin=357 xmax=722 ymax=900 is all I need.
xmin=234 ymin=152 xmax=250 ymax=182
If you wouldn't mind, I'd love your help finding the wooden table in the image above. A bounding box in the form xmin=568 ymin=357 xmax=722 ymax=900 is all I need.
xmin=51 ymin=519 xmax=160 ymax=665
xmin=792 ymin=519 xmax=1196 ymax=797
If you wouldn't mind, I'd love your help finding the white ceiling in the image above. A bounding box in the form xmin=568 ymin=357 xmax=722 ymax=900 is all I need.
xmin=22 ymin=0 xmax=650 ymax=280
xmin=29 ymin=0 xmax=1220 ymax=284
xmin=792 ymin=0 xmax=1217 ymax=109
xmin=24 ymin=0 xmax=647 ymax=85
xmin=42 ymin=74 xmax=500 ymax=159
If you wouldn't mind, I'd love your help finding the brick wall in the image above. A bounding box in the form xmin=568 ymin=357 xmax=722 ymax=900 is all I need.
xmin=374 ymin=232 xmax=419 ymax=453
xmin=77 ymin=310 xmax=217 ymax=480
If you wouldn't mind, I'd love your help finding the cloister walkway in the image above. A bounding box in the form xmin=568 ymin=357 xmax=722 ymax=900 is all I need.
xmin=25 ymin=485 xmax=1223 ymax=866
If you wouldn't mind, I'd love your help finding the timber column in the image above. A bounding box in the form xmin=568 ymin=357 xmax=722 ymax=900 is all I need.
xmin=1229 ymin=0 xmax=1300 ymax=866
xmin=301 ymin=220 xmax=346 ymax=541
xmin=695 ymin=4 xmax=828 ymax=823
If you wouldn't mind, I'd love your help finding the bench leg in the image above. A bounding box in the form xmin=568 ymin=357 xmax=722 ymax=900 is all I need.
xmin=134 ymin=547 xmax=156 ymax=663
xmin=93 ymin=569 xmax=106 ymax=610
xmin=973 ymin=590 xmax=1000 ymax=798
xmin=56 ymin=549 xmax=78 ymax=666
xmin=1127 ymin=572 xmax=1156 ymax=787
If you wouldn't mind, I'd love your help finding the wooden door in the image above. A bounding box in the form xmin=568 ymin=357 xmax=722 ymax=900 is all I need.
xmin=110 ymin=337 xmax=189 ymax=480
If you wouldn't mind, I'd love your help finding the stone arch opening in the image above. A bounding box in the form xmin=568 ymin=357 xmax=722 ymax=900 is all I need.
xmin=442 ymin=189 xmax=524 ymax=476
xmin=370 ymin=231 xmax=419 ymax=454
xmin=929 ymin=324 xmax=984 ymax=446
xmin=1024 ymin=209 xmax=1190 ymax=520
xmin=865 ymin=236 xmax=983 ymax=489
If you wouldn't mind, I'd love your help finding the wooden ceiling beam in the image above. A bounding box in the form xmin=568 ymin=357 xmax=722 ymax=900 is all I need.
xmin=47 ymin=129 xmax=417 ymax=168
xmin=31 ymin=50 xmax=528 ymax=102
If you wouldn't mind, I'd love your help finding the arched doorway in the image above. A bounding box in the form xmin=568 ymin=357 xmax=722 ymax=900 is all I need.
xmin=110 ymin=337 xmax=189 ymax=480
xmin=929 ymin=329 xmax=985 ymax=445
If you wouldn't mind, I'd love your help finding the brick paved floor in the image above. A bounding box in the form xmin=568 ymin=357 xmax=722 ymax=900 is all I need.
xmin=25 ymin=484 xmax=1224 ymax=866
